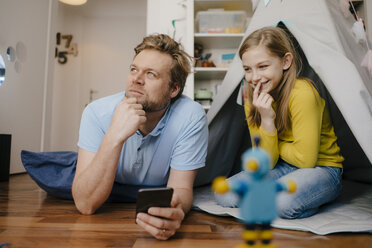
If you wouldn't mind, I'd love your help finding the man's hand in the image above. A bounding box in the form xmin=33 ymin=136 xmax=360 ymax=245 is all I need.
xmin=135 ymin=193 xmax=185 ymax=240
xmin=108 ymin=97 xmax=146 ymax=144
xmin=252 ymin=82 xmax=276 ymax=133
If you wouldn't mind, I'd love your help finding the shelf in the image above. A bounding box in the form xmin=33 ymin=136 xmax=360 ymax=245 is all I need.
xmin=195 ymin=67 xmax=228 ymax=72
xmin=194 ymin=67 xmax=228 ymax=80
xmin=195 ymin=33 xmax=244 ymax=48
xmin=195 ymin=33 xmax=244 ymax=37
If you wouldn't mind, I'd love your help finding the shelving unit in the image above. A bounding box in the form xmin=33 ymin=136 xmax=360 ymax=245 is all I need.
xmin=192 ymin=0 xmax=252 ymax=110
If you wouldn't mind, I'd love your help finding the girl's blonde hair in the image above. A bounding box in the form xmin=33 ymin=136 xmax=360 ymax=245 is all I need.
xmin=239 ymin=26 xmax=302 ymax=134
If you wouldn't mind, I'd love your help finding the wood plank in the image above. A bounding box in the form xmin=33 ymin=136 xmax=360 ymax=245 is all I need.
xmin=0 ymin=218 xmax=210 ymax=232
xmin=133 ymin=238 xmax=241 ymax=248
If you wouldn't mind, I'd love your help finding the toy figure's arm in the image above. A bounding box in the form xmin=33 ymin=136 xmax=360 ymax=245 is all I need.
xmin=212 ymin=177 xmax=248 ymax=197
xmin=230 ymin=180 xmax=248 ymax=197
xmin=276 ymin=179 xmax=296 ymax=194
xmin=212 ymin=177 xmax=230 ymax=194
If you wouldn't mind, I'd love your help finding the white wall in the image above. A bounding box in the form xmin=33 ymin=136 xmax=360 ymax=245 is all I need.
xmin=0 ymin=0 xmax=55 ymax=174
xmin=50 ymin=3 xmax=83 ymax=152
xmin=50 ymin=0 xmax=146 ymax=151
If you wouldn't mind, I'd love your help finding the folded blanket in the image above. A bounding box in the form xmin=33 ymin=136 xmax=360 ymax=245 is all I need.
xmin=21 ymin=150 xmax=153 ymax=202
xmin=193 ymin=180 xmax=372 ymax=235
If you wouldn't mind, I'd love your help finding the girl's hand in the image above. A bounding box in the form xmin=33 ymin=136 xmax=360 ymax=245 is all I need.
xmin=135 ymin=194 xmax=185 ymax=240
xmin=252 ymin=82 xmax=276 ymax=133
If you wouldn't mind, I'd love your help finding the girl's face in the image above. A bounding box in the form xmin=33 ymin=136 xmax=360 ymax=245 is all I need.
xmin=242 ymin=45 xmax=292 ymax=94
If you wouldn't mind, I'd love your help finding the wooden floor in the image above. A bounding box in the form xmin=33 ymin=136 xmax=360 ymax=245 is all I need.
xmin=0 ymin=174 xmax=371 ymax=248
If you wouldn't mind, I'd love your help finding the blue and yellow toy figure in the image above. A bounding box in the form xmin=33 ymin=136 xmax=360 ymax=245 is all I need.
xmin=212 ymin=137 xmax=296 ymax=248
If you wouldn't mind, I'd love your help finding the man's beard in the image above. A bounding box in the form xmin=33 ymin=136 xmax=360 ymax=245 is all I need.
xmin=126 ymin=85 xmax=173 ymax=113
xmin=141 ymin=96 xmax=171 ymax=113
xmin=137 ymin=88 xmax=172 ymax=113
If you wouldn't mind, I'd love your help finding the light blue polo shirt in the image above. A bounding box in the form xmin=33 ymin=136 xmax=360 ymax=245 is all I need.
xmin=78 ymin=91 xmax=208 ymax=187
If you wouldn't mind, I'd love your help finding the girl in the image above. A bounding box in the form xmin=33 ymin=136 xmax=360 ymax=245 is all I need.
xmin=217 ymin=26 xmax=344 ymax=219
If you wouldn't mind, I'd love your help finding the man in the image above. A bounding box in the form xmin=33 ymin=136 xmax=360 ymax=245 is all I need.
xmin=72 ymin=34 xmax=208 ymax=240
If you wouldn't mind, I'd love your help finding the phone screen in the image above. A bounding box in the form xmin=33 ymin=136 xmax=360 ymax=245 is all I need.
xmin=136 ymin=187 xmax=173 ymax=214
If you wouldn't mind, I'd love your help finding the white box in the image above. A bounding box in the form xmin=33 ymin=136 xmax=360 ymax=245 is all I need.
xmin=196 ymin=10 xmax=247 ymax=34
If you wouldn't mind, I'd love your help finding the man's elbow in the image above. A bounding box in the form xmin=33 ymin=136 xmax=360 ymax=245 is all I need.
xmin=72 ymin=183 xmax=97 ymax=215
xmin=74 ymin=200 xmax=97 ymax=215
xmin=72 ymin=191 xmax=97 ymax=215
xmin=79 ymin=209 xmax=96 ymax=215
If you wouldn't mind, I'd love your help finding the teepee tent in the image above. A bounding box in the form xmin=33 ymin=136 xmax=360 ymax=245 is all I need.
xmin=195 ymin=0 xmax=372 ymax=186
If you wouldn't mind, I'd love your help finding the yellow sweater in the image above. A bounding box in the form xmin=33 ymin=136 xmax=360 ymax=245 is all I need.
xmin=245 ymin=79 xmax=344 ymax=169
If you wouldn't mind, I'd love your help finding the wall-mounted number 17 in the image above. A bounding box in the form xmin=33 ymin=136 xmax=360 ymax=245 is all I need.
xmin=55 ymin=32 xmax=78 ymax=64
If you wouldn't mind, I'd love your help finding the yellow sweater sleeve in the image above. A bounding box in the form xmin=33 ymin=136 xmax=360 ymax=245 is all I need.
xmin=279 ymin=81 xmax=323 ymax=168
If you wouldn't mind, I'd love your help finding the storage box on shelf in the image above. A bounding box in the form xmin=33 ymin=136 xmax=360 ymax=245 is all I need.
xmin=196 ymin=10 xmax=247 ymax=34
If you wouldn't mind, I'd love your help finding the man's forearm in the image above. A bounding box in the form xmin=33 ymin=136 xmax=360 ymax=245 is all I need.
xmin=173 ymin=187 xmax=194 ymax=214
xmin=72 ymin=133 xmax=124 ymax=214
xmin=167 ymin=169 xmax=197 ymax=215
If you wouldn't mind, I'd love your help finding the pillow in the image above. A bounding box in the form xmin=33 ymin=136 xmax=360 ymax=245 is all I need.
xmin=21 ymin=150 xmax=149 ymax=202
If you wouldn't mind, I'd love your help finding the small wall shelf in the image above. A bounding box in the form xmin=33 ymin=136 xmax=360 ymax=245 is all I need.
xmin=194 ymin=33 xmax=245 ymax=37
xmin=194 ymin=67 xmax=228 ymax=80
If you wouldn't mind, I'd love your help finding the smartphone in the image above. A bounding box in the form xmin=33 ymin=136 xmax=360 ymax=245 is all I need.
xmin=136 ymin=187 xmax=173 ymax=215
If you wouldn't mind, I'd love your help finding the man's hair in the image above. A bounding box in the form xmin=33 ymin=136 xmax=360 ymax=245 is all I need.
xmin=134 ymin=34 xmax=193 ymax=102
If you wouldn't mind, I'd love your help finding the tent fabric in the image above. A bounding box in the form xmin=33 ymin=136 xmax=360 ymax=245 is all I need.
xmin=198 ymin=0 xmax=372 ymax=186
xmin=194 ymin=86 xmax=251 ymax=186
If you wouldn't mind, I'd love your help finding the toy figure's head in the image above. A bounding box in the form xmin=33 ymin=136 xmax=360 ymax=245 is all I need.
xmin=241 ymin=137 xmax=272 ymax=180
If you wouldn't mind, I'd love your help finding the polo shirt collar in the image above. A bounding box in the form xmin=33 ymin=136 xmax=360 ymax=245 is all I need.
xmin=149 ymin=105 xmax=172 ymax=136
xmin=135 ymin=104 xmax=173 ymax=138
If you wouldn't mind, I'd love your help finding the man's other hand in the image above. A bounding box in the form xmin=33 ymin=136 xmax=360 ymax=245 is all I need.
xmin=135 ymin=194 xmax=185 ymax=240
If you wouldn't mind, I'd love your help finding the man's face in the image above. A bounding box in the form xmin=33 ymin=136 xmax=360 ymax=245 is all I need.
xmin=125 ymin=49 xmax=179 ymax=112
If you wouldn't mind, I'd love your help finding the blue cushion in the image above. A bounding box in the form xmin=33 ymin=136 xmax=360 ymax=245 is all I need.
xmin=21 ymin=150 xmax=150 ymax=202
